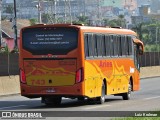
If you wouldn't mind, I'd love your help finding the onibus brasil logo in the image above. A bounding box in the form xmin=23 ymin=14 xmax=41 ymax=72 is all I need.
xmin=1 ymin=112 xmax=44 ymax=119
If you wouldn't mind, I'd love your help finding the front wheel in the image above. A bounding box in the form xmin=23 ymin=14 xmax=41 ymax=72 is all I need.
xmin=122 ymin=81 xmax=132 ymax=100
xmin=42 ymin=96 xmax=62 ymax=106
xmin=96 ymin=82 xmax=105 ymax=104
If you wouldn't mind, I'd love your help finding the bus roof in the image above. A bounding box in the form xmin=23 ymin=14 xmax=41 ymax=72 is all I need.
xmin=21 ymin=24 xmax=137 ymax=36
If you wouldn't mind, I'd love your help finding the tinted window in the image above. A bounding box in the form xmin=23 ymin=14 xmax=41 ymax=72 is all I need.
xmin=93 ymin=34 xmax=98 ymax=57
xmin=127 ymin=36 xmax=133 ymax=55
xmin=102 ymin=35 xmax=106 ymax=57
xmin=84 ymin=34 xmax=89 ymax=57
xmin=121 ymin=36 xmax=127 ymax=56
xmin=113 ymin=35 xmax=118 ymax=56
xmin=110 ymin=35 xmax=114 ymax=56
xmin=88 ymin=34 xmax=94 ymax=57
xmin=22 ymin=27 xmax=78 ymax=55
xmin=105 ymin=35 xmax=110 ymax=57
xmin=97 ymin=34 xmax=102 ymax=57
xmin=117 ymin=36 xmax=122 ymax=56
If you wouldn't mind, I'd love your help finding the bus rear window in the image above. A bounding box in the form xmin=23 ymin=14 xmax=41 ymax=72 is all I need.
xmin=22 ymin=27 xmax=78 ymax=55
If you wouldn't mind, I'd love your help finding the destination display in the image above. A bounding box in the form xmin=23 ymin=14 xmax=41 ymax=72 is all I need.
xmin=30 ymin=33 xmax=68 ymax=45
xmin=22 ymin=27 xmax=78 ymax=55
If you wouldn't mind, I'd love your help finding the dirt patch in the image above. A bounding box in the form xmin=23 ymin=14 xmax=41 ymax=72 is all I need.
xmin=140 ymin=66 xmax=160 ymax=78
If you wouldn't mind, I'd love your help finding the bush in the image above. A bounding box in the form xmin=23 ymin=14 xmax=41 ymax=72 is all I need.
xmin=29 ymin=18 xmax=37 ymax=25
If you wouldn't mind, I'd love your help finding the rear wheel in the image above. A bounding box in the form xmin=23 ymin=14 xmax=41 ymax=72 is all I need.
xmin=42 ymin=96 xmax=62 ymax=106
xmin=77 ymin=97 xmax=85 ymax=101
xmin=122 ymin=81 xmax=132 ymax=100
xmin=96 ymin=82 xmax=105 ymax=104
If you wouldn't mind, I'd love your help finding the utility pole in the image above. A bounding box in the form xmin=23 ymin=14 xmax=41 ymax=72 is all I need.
xmin=64 ymin=0 xmax=72 ymax=24
xmin=13 ymin=0 xmax=18 ymax=49
xmin=0 ymin=0 xmax=2 ymax=47
xmin=68 ymin=0 xmax=72 ymax=24
xmin=36 ymin=0 xmax=42 ymax=23
xmin=64 ymin=0 xmax=67 ymax=23
xmin=54 ymin=0 xmax=57 ymax=23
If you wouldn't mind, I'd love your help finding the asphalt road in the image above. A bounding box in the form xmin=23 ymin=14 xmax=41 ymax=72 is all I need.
xmin=0 ymin=77 xmax=160 ymax=119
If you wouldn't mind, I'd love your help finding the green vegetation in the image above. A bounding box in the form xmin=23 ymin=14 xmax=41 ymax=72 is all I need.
xmin=3 ymin=5 xmax=14 ymax=14
xmin=145 ymin=44 xmax=160 ymax=52
xmin=73 ymin=15 xmax=89 ymax=25
xmin=29 ymin=18 xmax=37 ymax=25
xmin=113 ymin=118 xmax=160 ymax=120
xmin=112 ymin=111 xmax=160 ymax=120
xmin=0 ymin=46 xmax=9 ymax=53
xmin=132 ymin=20 xmax=160 ymax=52
xmin=103 ymin=15 xmax=126 ymax=28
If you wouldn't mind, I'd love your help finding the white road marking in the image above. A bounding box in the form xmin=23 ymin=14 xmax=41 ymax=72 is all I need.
xmin=83 ymin=104 xmax=111 ymax=110
xmin=144 ymin=96 xmax=160 ymax=100
xmin=0 ymin=105 xmax=28 ymax=110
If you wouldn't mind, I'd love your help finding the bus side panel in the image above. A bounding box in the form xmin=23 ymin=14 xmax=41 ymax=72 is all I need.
xmin=84 ymin=58 xmax=137 ymax=98
xmin=84 ymin=60 xmax=102 ymax=98
xmin=133 ymin=69 xmax=140 ymax=91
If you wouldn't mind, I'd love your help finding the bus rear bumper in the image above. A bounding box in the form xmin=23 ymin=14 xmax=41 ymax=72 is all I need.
xmin=20 ymin=83 xmax=84 ymax=98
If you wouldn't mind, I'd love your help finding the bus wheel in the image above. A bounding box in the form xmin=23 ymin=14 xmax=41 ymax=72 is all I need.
xmin=96 ymin=82 xmax=105 ymax=104
xmin=77 ymin=97 xmax=85 ymax=101
xmin=42 ymin=97 xmax=62 ymax=106
xmin=122 ymin=81 xmax=132 ymax=100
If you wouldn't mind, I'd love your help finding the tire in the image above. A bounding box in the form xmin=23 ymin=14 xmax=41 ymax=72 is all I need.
xmin=122 ymin=81 xmax=132 ymax=100
xmin=43 ymin=97 xmax=62 ymax=106
xmin=96 ymin=82 xmax=105 ymax=104
xmin=77 ymin=97 xmax=85 ymax=101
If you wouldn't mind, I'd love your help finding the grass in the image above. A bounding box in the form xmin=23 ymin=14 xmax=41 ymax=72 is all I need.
xmin=113 ymin=118 xmax=160 ymax=120
xmin=112 ymin=111 xmax=160 ymax=120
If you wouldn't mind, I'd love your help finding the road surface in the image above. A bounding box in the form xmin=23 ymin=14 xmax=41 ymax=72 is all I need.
xmin=0 ymin=77 xmax=160 ymax=119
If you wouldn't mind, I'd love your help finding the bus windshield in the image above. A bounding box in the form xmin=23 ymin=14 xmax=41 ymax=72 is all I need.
xmin=22 ymin=27 xmax=78 ymax=55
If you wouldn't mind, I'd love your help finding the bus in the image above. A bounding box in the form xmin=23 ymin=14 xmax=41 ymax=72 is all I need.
xmin=19 ymin=24 xmax=144 ymax=105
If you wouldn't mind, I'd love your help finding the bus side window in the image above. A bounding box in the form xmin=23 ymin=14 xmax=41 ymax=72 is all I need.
xmin=118 ymin=35 xmax=122 ymax=56
xmin=105 ymin=35 xmax=110 ymax=57
xmin=97 ymin=34 xmax=102 ymax=57
xmin=102 ymin=35 xmax=106 ymax=57
xmin=110 ymin=35 xmax=114 ymax=57
xmin=127 ymin=36 xmax=133 ymax=55
xmin=84 ymin=34 xmax=89 ymax=58
xmin=113 ymin=35 xmax=118 ymax=57
xmin=134 ymin=44 xmax=140 ymax=70
xmin=88 ymin=34 xmax=94 ymax=57
xmin=121 ymin=36 xmax=127 ymax=56
xmin=93 ymin=34 xmax=98 ymax=57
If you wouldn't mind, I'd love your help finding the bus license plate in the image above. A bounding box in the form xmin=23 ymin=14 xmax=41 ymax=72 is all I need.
xmin=46 ymin=88 xmax=55 ymax=93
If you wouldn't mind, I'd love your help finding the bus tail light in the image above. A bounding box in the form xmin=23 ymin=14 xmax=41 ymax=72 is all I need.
xmin=76 ymin=68 xmax=83 ymax=83
xmin=20 ymin=69 xmax=26 ymax=84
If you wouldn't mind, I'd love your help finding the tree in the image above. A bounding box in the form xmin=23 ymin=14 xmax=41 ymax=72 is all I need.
xmin=103 ymin=15 xmax=126 ymax=28
xmin=73 ymin=15 xmax=89 ymax=25
xmin=132 ymin=23 xmax=143 ymax=40
xmin=4 ymin=5 xmax=14 ymax=14
xmin=42 ymin=13 xmax=49 ymax=23
xmin=103 ymin=19 xmax=109 ymax=26
xmin=29 ymin=18 xmax=37 ymax=25
xmin=118 ymin=14 xmax=126 ymax=28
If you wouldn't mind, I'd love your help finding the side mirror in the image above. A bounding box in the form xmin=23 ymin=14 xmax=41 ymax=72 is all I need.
xmin=138 ymin=45 xmax=143 ymax=55
xmin=133 ymin=38 xmax=144 ymax=55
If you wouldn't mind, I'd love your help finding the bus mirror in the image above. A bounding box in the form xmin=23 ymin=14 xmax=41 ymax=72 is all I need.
xmin=133 ymin=38 xmax=144 ymax=55
xmin=138 ymin=45 xmax=143 ymax=55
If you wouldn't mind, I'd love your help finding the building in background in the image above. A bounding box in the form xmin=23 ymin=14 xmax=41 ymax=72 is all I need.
xmin=0 ymin=0 xmax=2 ymax=47
xmin=1 ymin=0 xmax=138 ymax=24
xmin=150 ymin=0 xmax=160 ymax=14
xmin=2 ymin=0 xmax=160 ymax=27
